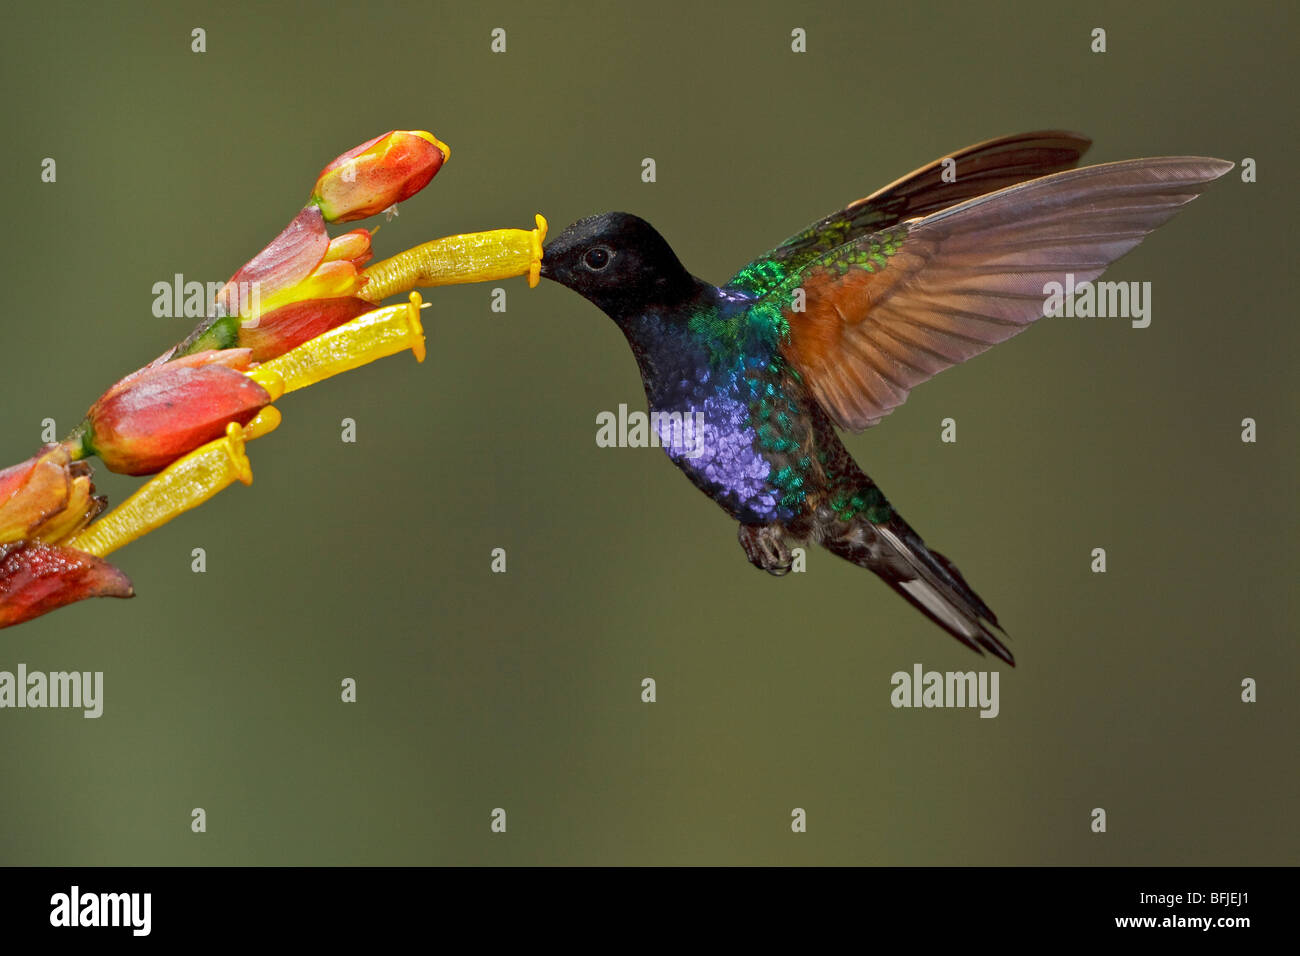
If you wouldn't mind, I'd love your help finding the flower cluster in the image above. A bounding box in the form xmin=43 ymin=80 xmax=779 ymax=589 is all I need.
xmin=1 ymin=130 xmax=545 ymax=629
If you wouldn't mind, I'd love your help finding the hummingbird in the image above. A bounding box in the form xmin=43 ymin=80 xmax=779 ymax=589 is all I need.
xmin=540 ymin=132 xmax=1231 ymax=664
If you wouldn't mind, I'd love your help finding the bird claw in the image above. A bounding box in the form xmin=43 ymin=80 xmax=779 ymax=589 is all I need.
xmin=738 ymin=523 xmax=792 ymax=576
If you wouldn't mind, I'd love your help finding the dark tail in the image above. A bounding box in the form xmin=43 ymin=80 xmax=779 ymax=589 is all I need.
xmin=824 ymin=511 xmax=1014 ymax=665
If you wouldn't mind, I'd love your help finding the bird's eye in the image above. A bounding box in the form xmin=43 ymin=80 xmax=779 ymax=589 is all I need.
xmin=584 ymin=247 xmax=612 ymax=271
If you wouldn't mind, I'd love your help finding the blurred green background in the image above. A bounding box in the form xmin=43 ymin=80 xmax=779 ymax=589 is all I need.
xmin=0 ymin=0 xmax=1294 ymax=865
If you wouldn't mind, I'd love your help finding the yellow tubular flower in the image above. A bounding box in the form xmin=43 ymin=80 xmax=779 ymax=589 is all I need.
xmin=68 ymin=408 xmax=282 ymax=559
xmin=361 ymin=214 xmax=548 ymax=301
xmin=246 ymin=292 xmax=427 ymax=395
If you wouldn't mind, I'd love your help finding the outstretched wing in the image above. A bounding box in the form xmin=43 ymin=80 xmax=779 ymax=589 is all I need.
xmin=767 ymin=157 xmax=1233 ymax=431
xmin=726 ymin=130 xmax=1093 ymax=299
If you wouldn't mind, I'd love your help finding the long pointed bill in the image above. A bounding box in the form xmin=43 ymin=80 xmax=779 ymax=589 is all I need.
xmin=361 ymin=214 xmax=547 ymax=301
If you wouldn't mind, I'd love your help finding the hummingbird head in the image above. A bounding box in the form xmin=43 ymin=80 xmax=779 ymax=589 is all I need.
xmin=540 ymin=212 xmax=701 ymax=321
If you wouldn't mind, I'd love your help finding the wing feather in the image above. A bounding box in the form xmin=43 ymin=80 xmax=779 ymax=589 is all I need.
xmin=774 ymin=157 xmax=1233 ymax=431
xmin=726 ymin=131 xmax=1093 ymax=298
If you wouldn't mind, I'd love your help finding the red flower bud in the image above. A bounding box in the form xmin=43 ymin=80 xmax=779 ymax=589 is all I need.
xmin=0 ymin=541 xmax=133 ymax=629
xmin=83 ymin=350 xmax=273 ymax=475
xmin=238 ymin=295 xmax=373 ymax=363
xmin=311 ymin=131 xmax=448 ymax=223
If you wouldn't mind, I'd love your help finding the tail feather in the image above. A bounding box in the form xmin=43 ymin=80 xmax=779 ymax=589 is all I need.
xmin=825 ymin=513 xmax=1015 ymax=665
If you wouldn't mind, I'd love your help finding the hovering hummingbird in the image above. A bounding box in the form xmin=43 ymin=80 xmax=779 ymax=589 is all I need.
xmin=541 ymin=132 xmax=1231 ymax=664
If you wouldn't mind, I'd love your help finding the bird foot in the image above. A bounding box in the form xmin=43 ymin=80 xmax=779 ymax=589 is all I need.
xmin=738 ymin=523 xmax=793 ymax=576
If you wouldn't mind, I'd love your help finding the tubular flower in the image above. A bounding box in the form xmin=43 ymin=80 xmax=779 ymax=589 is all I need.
xmin=361 ymin=215 xmax=549 ymax=301
xmin=76 ymin=349 xmax=276 ymax=476
xmin=246 ymin=292 xmax=428 ymax=394
xmin=310 ymin=130 xmax=449 ymax=223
